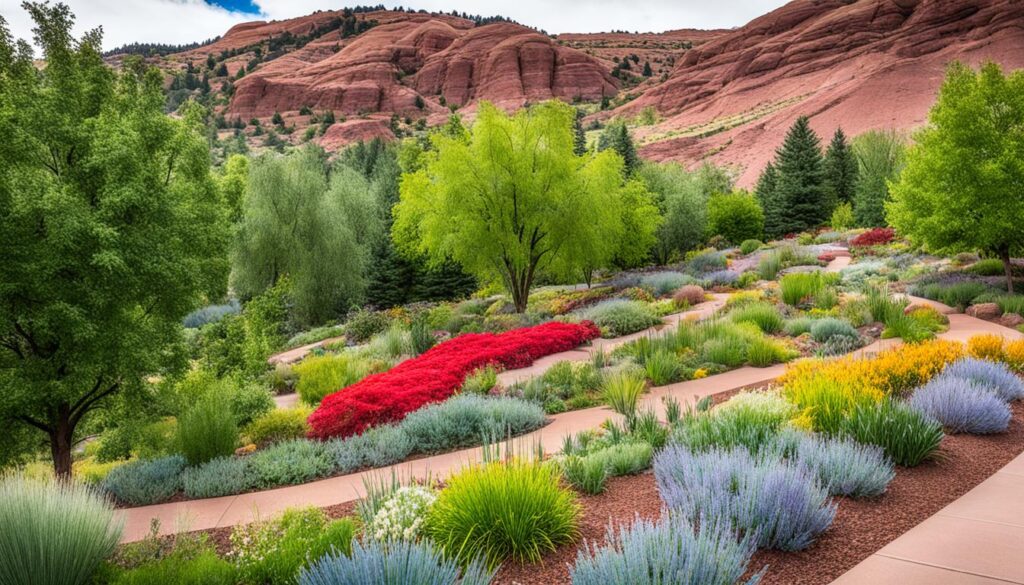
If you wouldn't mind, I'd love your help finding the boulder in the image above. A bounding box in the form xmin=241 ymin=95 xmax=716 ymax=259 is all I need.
xmin=966 ymin=302 xmax=1002 ymax=321
xmin=999 ymin=313 xmax=1024 ymax=329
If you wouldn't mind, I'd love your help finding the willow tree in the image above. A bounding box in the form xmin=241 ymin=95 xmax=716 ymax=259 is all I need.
xmin=393 ymin=101 xmax=634 ymax=312
xmin=0 ymin=4 xmax=230 ymax=476
xmin=888 ymin=62 xmax=1024 ymax=293
xmin=232 ymin=147 xmax=380 ymax=325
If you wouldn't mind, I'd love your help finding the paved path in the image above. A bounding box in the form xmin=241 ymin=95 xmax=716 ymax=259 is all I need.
xmin=267 ymin=336 xmax=346 ymax=366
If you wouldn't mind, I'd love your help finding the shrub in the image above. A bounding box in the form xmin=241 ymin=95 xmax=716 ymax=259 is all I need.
xmin=295 ymin=353 xmax=374 ymax=405
xmin=248 ymin=440 xmax=335 ymax=488
xmin=370 ymin=485 xmax=437 ymax=542
xmin=757 ymin=252 xmax=782 ymax=281
xmin=0 ymin=475 xmax=123 ymax=585
xmin=309 ymin=321 xmax=599 ymax=439
xmin=286 ymin=325 xmax=345 ymax=349
xmin=602 ymin=371 xmax=647 ymax=419
xmin=644 ymin=349 xmax=683 ymax=385
xmin=1006 ymin=339 xmax=1024 ymax=373
xmin=790 ymin=434 xmax=895 ymax=497
xmin=640 ymin=272 xmax=693 ymax=297
xmin=542 ymin=361 xmax=603 ymax=399
xmin=910 ymin=377 xmax=1011 ymax=434
xmin=176 ymin=394 xmax=239 ymax=466
xmin=850 ymin=227 xmax=895 ymax=247
xmin=299 ymin=539 xmax=494 ymax=585
xmin=841 ymin=400 xmax=944 ymax=467
xmin=882 ymin=312 xmax=935 ymax=343
xmin=231 ymin=380 xmax=276 ymax=427
xmin=461 ymin=365 xmax=498 ymax=395
xmin=245 ymin=407 xmax=312 ymax=447
xmin=783 ymin=317 xmax=815 ymax=336
xmin=183 ymin=300 xmax=241 ymax=329
xmin=344 ymin=308 xmax=389 ymax=343
xmin=673 ymin=391 xmax=794 ymax=454
xmin=915 ymin=281 xmax=988 ymax=310
xmin=817 ymin=335 xmax=866 ymax=356
xmin=830 ymin=202 xmax=854 ymax=230
xmin=579 ymin=300 xmax=661 ymax=337
xmin=706 ymin=191 xmax=764 ymax=245
xmin=809 ymin=317 xmax=859 ymax=343
xmin=686 ymin=250 xmax=728 ymax=273
xmin=729 ymin=302 xmax=783 ymax=334
xmin=570 ymin=513 xmax=761 ymax=585
xmin=779 ymin=272 xmax=825 ymax=306
xmin=329 ymin=424 xmax=414 ymax=473
xmin=970 ymin=258 xmax=1006 ymax=276
xmin=400 ymin=395 xmax=547 ymax=453
xmin=740 ymin=239 xmax=763 ymax=255
xmin=673 ymin=284 xmax=707 ymax=307
xmin=813 ymin=287 xmax=839 ymax=310
xmin=112 ymin=550 xmax=236 ymax=585
xmin=941 ymin=358 xmax=1024 ymax=402
xmin=367 ymin=324 xmax=413 ymax=358
xmin=182 ymin=456 xmax=254 ymax=499
xmin=746 ymin=337 xmax=789 ymax=367
xmin=706 ymin=270 xmax=739 ymax=287
xmin=654 ymin=445 xmax=835 ymax=551
xmin=231 ymin=507 xmax=357 ymax=585
xmin=561 ymin=455 xmax=609 ymax=495
xmin=994 ymin=295 xmax=1024 ymax=316
xmin=427 ymin=459 xmax=580 ymax=570
xmin=103 ymin=456 xmax=185 ymax=505
xmin=589 ymin=442 xmax=654 ymax=476
xmin=968 ymin=334 xmax=1006 ymax=362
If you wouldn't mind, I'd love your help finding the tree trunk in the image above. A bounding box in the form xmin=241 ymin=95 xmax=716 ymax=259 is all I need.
xmin=49 ymin=406 xmax=74 ymax=479
xmin=1001 ymin=246 xmax=1014 ymax=295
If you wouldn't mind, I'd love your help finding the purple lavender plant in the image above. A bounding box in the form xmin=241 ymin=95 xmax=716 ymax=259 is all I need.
xmin=910 ymin=376 xmax=1011 ymax=434
xmin=941 ymin=358 xmax=1024 ymax=402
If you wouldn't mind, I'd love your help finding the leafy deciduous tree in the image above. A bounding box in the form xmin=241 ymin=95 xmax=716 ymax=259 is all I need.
xmin=707 ymin=190 xmax=765 ymax=244
xmin=853 ymin=129 xmax=906 ymax=227
xmin=639 ymin=162 xmax=708 ymax=264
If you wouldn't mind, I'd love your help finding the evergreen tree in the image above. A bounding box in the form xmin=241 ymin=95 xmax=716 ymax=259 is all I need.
xmin=642 ymin=61 xmax=653 ymax=77
xmin=822 ymin=128 xmax=858 ymax=209
xmin=573 ymin=108 xmax=587 ymax=156
xmin=773 ymin=116 xmax=826 ymax=234
xmin=755 ymin=161 xmax=784 ymax=239
xmin=596 ymin=120 xmax=638 ymax=177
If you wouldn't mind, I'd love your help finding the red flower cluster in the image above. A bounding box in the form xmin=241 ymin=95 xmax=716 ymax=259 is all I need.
xmin=850 ymin=227 xmax=896 ymax=247
xmin=307 ymin=321 xmax=601 ymax=440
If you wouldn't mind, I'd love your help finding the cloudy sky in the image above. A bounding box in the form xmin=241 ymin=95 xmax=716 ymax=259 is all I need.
xmin=1 ymin=0 xmax=789 ymax=51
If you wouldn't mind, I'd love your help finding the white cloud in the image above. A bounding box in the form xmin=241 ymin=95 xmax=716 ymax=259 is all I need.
xmin=1 ymin=0 xmax=789 ymax=52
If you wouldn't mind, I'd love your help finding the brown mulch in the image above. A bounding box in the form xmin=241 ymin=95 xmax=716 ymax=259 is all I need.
xmin=494 ymin=401 xmax=1024 ymax=585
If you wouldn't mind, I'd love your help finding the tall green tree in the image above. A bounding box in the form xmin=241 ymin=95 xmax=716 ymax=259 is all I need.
xmin=596 ymin=119 xmax=639 ymax=176
xmin=217 ymin=153 xmax=249 ymax=222
xmin=394 ymin=101 xmax=633 ymax=312
xmin=573 ymin=108 xmax=587 ymax=156
xmin=639 ymin=162 xmax=708 ymax=264
xmin=231 ymin=146 xmax=380 ymax=325
xmin=755 ymin=161 xmax=784 ymax=238
xmin=0 ymin=4 xmax=230 ymax=476
xmin=707 ymin=190 xmax=764 ymax=244
xmin=853 ymin=129 xmax=906 ymax=227
xmin=888 ymin=62 xmax=1024 ymax=293
xmin=774 ymin=116 xmax=827 ymax=234
xmin=823 ymin=128 xmax=858 ymax=208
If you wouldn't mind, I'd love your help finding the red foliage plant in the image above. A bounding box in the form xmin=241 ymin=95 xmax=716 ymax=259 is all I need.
xmin=818 ymin=252 xmax=837 ymax=262
xmin=307 ymin=321 xmax=601 ymax=440
xmin=850 ymin=227 xmax=896 ymax=248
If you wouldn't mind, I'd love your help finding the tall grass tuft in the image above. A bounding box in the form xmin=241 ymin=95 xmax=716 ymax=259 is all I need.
xmin=602 ymin=371 xmax=647 ymax=420
xmin=300 ymin=539 xmax=494 ymax=585
xmin=841 ymin=400 xmax=944 ymax=467
xmin=176 ymin=394 xmax=239 ymax=465
xmin=0 ymin=474 xmax=124 ymax=585
xmin=779 ymin=272 xmax=825 ymax=306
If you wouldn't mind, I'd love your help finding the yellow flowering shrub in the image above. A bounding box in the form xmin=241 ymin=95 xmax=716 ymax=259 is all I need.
xmin=1004 ymin=339 xmax=1024 ymax=373
xmin=968 ymin=334 xmax=1005 ymax=361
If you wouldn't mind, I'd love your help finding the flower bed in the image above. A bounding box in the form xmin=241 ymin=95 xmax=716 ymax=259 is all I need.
xmin=308 ymin=322 xmax=601 ymax=439
xmin=850 ymin=227 xmax=895 ymax=248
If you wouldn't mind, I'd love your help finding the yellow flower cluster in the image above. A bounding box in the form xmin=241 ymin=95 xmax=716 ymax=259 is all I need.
xmin=967 ymin=334 xmax=1024 ymax=372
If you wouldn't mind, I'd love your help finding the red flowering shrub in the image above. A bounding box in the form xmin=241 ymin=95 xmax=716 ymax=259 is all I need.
xmin=850 ymin=228 xmax=895 ymax=248
xmin=818 ymin=252 xmax=836 ymax=262
xmin=307 ymin=321 xmax=601 ymax=440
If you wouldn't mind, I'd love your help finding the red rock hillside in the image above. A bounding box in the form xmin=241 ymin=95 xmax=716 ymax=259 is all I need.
xmin=223 ymin=11 xmax=618 ymax=120
xmin=624 ymin=0 xmax=1024 ymax=186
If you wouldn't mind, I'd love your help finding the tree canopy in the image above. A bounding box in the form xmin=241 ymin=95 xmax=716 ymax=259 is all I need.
xmin=888 ymin=62 xmax=1024 ymax=292
xmin=0 ymin=3 xmax=230 ymax=476
xmin=707 ymin=190 xmax=764 ymax=244
xmin=772 ymin=116 xmax=828 ymax=235
xmin=596 ymin=119 xmax=639 ymax=177
xmin=393 ymin=101 xmax=651 ymax=311
xmin=823 ymin=128 xmax=858 ymax=208
xmin=853 ymin=129 xmax=906 ymax=227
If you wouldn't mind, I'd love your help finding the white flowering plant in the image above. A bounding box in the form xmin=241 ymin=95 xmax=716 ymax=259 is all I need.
xmin=370 ymin=486 xmax=437 ymax=542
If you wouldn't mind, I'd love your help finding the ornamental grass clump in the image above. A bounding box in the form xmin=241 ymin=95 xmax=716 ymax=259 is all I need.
xmin=427 ymin=459 xmax=580 ymax=570
xmin=295 ymin=353 xmax=375 ymax=405
xmin=299 ymin=539 xmax=494 ymax=585
xmin=640 ymin=272 xmax=694 ymax=297
xmin=779 ymin=272 xmax=826 ymax=306
xmin=729 ymin=302 xmax=784 ymax=334
xmin=790 ymin=434 xmax=895 ymax=497
xmin=570 ymin=513 xmax=763 ymax=585
xmin=602 ymin=370 xmax=647 ymax=420
xmin=672 ymin=391 xmax=795 ymax=454
xmin=909 ymin=377 xmax=1011 ymax=434
xmin=176 ymin=394 xmax=239 ymax=466
xmin=561 ymin=455 xmax=609 ymax=495
xmin=809 ymin=318 xmax=859 ymax=344
xmin=841 ymin=400 xmax=944 ymax=467
xmin=0 ymin=474 xmax=123 ymax=585
xmin=644 ymin=349 xmax=683 ymax=386
xmin=942 ymin=358 xmax=1024 ymax=402
xmin=654 ymin=445 xmax=836 ymax=551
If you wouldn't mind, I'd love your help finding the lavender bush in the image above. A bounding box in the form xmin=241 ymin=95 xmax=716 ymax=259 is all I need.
xmin=910 ymin=377 xmax=1011 ymax=434
xmin=654 ymin=445 xmax=836 ymax=551
xmin=570 ymin=513 xmax=764 ymax=585
xmin=790 ymin=434 xmax=895 ymax=498
xmin=299 ymin=539 xmax=494 ymax=585
xmin=941 ymin=358 xmax=1024 ymax=402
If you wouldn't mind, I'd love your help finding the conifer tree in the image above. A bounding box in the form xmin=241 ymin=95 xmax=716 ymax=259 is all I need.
xmin=573 ymin=108 xmax=587 ymax=156
xmin=596 ymin=120 xmax=639 ymax=177
xmin=822 ymin=128 xmax=858 ymax=209
xmin=773 ymin=116 xmax=826 ymax=234
xmin=755 ymin=161 xmax=784 ymax=238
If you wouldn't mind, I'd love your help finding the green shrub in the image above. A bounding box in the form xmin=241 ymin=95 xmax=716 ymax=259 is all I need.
xmin=914 ymin=281 xmax=988 ymax=310
xmin=728 ymin=301 xmax=783 ymax=334
xmin=746 ymin=337 xmax=790 ymax=367
xmin=102 ymin=456 xmax=185 ymax=505
xmin=813 ymin=287 xmax=839 ymax=310
xmin=0 ymin=475 xmax=123 ymax=585
xmin=400 ymin=395 xmax=547 ymax=453
xmin=706 ymin=191 xmax=764 ymax=245
xmin=830 ymin=202 xmax=855 ymax=230
xmin=784 ymin=317 xmax=815 ymax=336
xmin=579 ymin=300 xmax=661 ymax=338
xmin=686 ymin=250 xmax=727 ymax=274
xmin=231 ymin=380 xmax=276 ymax=427
xmin=112 ymin=549 xmax=236 ymax=585
xmin=602 ymin=371 xmax=647 ymax=419
xmin=367 ymin=324 xmax=412 ymax=358
xmin=672 ymin=391 xmax=795 ymax=454
xmin=248 ymin=440 xmax=334 ymax=488
xmin=230 ymin=507 xmax=356 ymax=585
xmin=882 ymin=312 xmax=935 ymax=343
xmin=589 ymin=442 xmax=653 ymax=476
xmin=644 ymin=349 xmax=683 ymax=386
xmin=176 ymin=394 xmax=239 ymax=466
xmin=344 ymin=309 xmax=389 ymax=343
xmin=244 ymin=407 xmax=312 ymax=447
xmin=970 ymin=258 xmax=1006 ymax=276
xmin=841 ymin=400 xmax=944 ymax=467
xmin=561 ymin=455 xmax=608 ymax=495
xmin=461 ymin=366 xmax=498 ymax=395
xmin=427 ymin=460 xmax=580 ymax=570
xmin=740 ymin=239 xmax=762 ymax=255
xmin=810 ymin=318 xmax=859 ymax=343
xmin=541 ymin=361 xmax=603 ymax=400
xmin=780 ymin=272 xmax=825 ymax=306
xmin=294 ymin=353 xmax=373 ymax=404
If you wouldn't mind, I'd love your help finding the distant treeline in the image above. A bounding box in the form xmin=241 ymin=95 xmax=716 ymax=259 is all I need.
xmin=103 ymin=37 xmax=221 ymax=57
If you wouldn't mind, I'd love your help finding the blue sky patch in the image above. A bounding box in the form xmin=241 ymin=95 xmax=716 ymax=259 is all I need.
xmin=207 ymin=0 xmax=261 ymax=15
